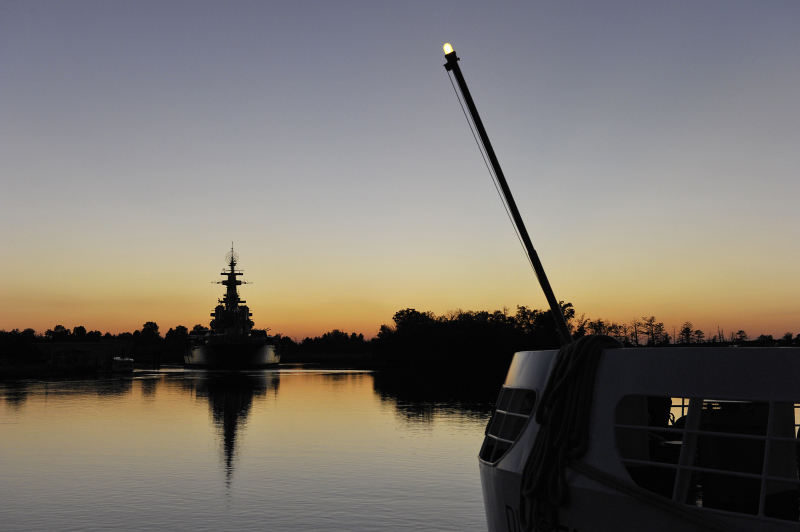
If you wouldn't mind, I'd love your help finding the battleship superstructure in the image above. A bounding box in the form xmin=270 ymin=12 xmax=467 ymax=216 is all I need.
xmin=184 ymin=247 xmax=280 ymax=369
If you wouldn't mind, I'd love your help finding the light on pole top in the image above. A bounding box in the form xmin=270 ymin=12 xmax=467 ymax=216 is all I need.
xmin=443 ymin=43 xmax=454 ymax=55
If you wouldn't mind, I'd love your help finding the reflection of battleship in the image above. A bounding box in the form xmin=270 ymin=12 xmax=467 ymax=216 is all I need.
xmin=185 ymin=247 xmax=280 ymax=369
xmin=193 ymin=371 xmax=280 ymax=484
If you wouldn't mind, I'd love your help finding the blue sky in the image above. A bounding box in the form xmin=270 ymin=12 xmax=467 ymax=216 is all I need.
xmin=1 ymin=1 xmax=798 ymax=339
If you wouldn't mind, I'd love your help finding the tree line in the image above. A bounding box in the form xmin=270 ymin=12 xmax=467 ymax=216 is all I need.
xmin=2 ymin=304 xmax=797 ymax=370
xmin=367 ymin=305 xmax=800 ymax=392
xmin=571 ymin=316 xmax=797 ymax=348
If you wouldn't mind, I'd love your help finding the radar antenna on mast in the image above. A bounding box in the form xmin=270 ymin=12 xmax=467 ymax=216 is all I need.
xmin=225 ymin=242 xmax=239 ymax=268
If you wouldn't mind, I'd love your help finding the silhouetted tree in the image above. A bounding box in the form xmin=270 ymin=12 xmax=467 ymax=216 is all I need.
xmin=191 ymin=324 xmax=209 ymax=335
xmin=392 ymin=308 xmax=436 ymax=333
xmin=165 ymin=325 xmax=189 ymax=344
xmin=630 ymin=318 xmax=642 ymax=346
xmin=607 ymin=323 xmax=630 ymax=345
xmin=72 ymin=326 xmax=87 ymax=340
xmin=373 ymin=303 xmax=575 ymax=387
xmin=136 ymin=322 xmax=162 ymax=348
xmin=515 ymin=302 xmax=574 ymax=347
xmin=273 ymin=334 xmax=296 ymax=355
xmin=299 ymin=329 xmax=369 ymax=354
xmin=45 ymin=325 xmax=71 ymax=341
xmin=693 ymin=329 xmax=704 ymax=343
xmin=0 ymin=329 xmax=44 ymax=366
xmin=756 ymin=334 xmax=775 ymax=346
xmin=141 ymin=321 xmax=159 ymax=337
xmin=679 ymin=322 xmax=693 ymax=344
xmin=572 ymin=313 xmax=588 ymax=338
xmin=642 ymin=316 xmax=667 ymax=346
xmin=587 ymin=319 xmax=608 ymax=336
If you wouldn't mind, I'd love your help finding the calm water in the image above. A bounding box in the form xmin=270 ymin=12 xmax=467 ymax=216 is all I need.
xmin=0 ymin=368 xmax=493 ymax=531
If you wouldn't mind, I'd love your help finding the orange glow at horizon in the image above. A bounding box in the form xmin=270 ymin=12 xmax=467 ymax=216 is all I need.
xmin=1 ymin=3 xmax=798 ymax=347
xmin=1 ymin=220 xmax=798 ymax=340
xmin=2 ymin=260 xmax=797 ymax=341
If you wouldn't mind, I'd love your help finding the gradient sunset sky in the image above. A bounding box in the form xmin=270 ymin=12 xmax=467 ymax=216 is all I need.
xmin=2 ymin=1 xmax=798 ymax=340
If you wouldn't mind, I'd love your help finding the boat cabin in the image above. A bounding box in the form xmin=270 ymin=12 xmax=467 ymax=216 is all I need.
xmin=480 ymin=347 xmax=800 ymax=532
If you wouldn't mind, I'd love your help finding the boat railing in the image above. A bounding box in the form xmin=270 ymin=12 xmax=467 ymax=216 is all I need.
xmin=479 ymin=385 xmax=537 ymax=464
xmin=614 ymin=396 xmax=800 ymax=523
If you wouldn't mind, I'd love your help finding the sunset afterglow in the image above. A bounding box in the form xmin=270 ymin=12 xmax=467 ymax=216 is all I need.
xmin=1 ymin=3 xmax=798 ymax=340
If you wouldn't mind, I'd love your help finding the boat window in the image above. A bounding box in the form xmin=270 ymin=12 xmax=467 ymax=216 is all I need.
xmin=614 ymin=396 xmax=800 ymax=522
xmin=479 ymin=386 xmax=537 ymax=464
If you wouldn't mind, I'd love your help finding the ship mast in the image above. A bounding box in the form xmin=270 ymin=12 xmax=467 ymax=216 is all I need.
xmin=443 ymin=43 xmax=573 ymax=345
xmin=220 ymin=244 xmax=245 ymax=311
xmin=209 ymin=244 xmax=253 ymax=336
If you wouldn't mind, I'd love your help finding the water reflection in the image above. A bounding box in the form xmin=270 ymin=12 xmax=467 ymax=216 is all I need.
xmin=191 ymin=371 xmax=280 ymax=485
xmin=1 ymin=381 xmax=31 ymax=410
xmin=94 ymin=376 xmax=133 ymax=396
xmin=140 ymin=377 xmax=157 ymax=397
xmin=1 ymin=368 xmax=489 ymax=532
xmin=372 ymin=370 xmax=495 ymax=423
xmin=1 ymin=377 xmax=134 ymax=408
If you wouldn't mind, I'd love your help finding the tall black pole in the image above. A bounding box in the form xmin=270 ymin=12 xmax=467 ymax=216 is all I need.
xmin=444 ymin=44 xmax=573 ymax=345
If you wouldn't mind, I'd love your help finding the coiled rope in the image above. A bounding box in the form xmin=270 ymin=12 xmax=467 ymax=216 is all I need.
xmin=519 ymin=334 xmax=622 ymax=531
xmin=518 ymin=335 xmax=745 ymax=532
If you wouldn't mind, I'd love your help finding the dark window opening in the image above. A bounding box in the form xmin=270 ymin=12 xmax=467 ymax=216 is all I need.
xmin=615 ymin=396 xmax=800 ymax=522
xmin=480 ymin=386 xmax=537 ymax=463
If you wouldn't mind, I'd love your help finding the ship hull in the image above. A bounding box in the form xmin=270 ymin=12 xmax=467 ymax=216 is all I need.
xmin=184 ymin=342 xmax=279 ymax=369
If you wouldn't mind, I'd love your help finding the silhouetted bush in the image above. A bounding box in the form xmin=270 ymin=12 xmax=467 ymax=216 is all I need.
xmin=371 ymin=303 xmax=574 ymax=387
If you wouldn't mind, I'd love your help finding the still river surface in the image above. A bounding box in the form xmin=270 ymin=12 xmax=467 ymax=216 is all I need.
xmin=1 ymin=367 xmax=493 ymax=532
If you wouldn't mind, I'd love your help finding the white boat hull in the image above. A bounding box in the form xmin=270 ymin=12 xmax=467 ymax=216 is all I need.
xmin=480 ymin=347 xmax=800 ymax=532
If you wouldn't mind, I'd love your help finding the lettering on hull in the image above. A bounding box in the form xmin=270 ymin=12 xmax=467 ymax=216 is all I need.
xmin=505 ymin=505 xmax=581 ymax=532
